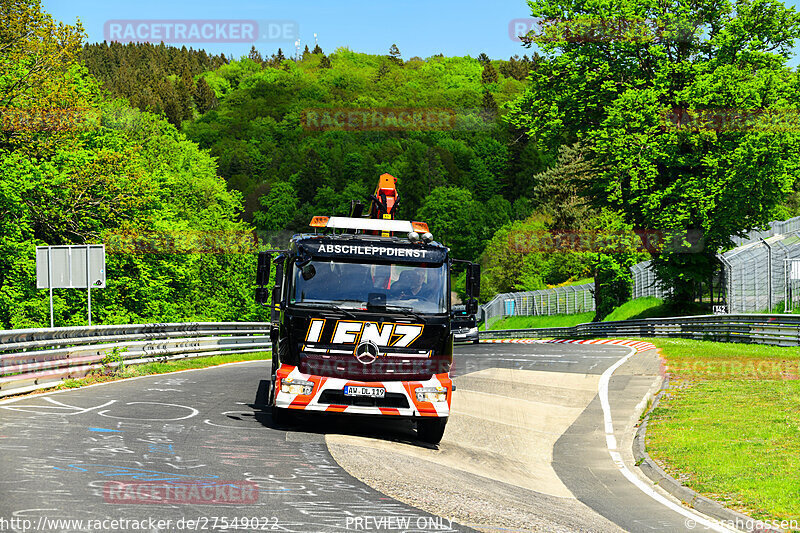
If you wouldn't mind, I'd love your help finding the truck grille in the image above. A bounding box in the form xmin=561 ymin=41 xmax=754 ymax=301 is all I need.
xmin=318 ymin=390 xmax=409 ymax=409
xmin=299 ymin=356 xmax=449 ymax=382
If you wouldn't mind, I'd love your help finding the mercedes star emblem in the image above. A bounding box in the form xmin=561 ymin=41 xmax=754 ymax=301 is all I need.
xmin=354 ymin=341 xmax=380 ymax=364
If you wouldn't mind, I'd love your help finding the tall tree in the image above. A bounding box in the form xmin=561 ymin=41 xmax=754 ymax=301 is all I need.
xmin=388 ymin=43 xmax=402 ymax=64
xmin=1 ymin=1 xmax=262 ymax=328
xmin=193 ymin=76 xmax=217 ymax=113
xmin=470 ymin=157 xmax=499 ymax=202
xmin=507 ymin=0 xmax=800 ymax=304
xmin=176 ymin=68 xmax=194 ymax=121
xmin=530 ymin=143 xmax=593 ymax=229
xmin=271 ymin=48 xmax=285 ymax=67
xmin=481 ymin=62 xmax=498 ymax=85
xmin=480 ymin=90 xmax=499 ymax=122
xmin=499 ymin=54 xmax=536 ymax=81
xmin=248 ymin=45 xmax=263 ymax=64
xmin=0 ymin=0 xmax=85 ymax=109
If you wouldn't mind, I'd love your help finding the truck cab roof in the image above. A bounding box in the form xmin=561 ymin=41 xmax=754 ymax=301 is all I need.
xmin=289 ymin=233 xmax=449 ymax=265
xmin=291 ymin=232 xmax=447 ymax=248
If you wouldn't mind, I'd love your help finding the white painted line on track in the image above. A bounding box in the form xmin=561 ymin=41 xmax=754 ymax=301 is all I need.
xmin=599 ymin=346 xmax=738 ymax=533
xmin=0 ymin=359 xmax=269 ymax=406
xmin=489 ymin=358 xmax=578 ymax=364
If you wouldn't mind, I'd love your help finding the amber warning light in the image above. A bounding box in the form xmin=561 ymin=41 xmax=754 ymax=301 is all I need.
xmin=310 ymin=216 xmax=329 ymax=228
xmin=411 ymin=221 xmax=429 ymax=233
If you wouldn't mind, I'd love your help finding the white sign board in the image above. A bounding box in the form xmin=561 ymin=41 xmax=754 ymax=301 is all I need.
xmin=36 ymin=245 xmax=106 ymax=289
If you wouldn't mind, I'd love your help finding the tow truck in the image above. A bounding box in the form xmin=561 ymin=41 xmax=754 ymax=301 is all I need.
xmin=255 ymin=174 xmax=480 ymax=444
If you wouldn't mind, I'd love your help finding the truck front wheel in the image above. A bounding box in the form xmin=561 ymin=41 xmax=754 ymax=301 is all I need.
xmin=417 ymin=417 xmax=447 ymax=444
xmin=272 ymin=405 xmax=292 ymax=426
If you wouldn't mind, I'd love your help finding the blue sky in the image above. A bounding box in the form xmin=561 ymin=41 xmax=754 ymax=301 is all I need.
xmin=44 ymin=0 xmax=800 ymax=66
xmin=43 ymin=0 xmax=537 ymax=60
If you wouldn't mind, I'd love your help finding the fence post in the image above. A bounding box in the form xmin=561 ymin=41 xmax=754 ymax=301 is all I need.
xmin=760 ymin=238 xmax=773 ymax=312
xmin=786 ymin=258 xmax=790 ymax=313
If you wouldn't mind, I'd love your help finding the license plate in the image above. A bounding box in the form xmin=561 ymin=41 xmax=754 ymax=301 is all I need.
xmin=344 ymin=386 xmax=386 ymax=398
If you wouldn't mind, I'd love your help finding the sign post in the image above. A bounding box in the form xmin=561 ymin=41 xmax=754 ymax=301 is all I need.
xmin=36 ymin=245 xmax=106 ymax=327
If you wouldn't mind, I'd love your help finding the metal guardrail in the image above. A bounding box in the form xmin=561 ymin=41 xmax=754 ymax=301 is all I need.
xmin=480 ymin=314 xmax=800 ymax=347
xmin=0 ymin=322 xmax=271 ymax=397
xmin=5 ymin=314 xmax=796 ymax=398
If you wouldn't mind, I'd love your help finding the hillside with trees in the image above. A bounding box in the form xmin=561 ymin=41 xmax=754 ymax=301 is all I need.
xmin=5 ymin=0 xmax=800 ymax=329
xmin=0 ymin=0 xmax=262 ymax=328
xmin=181 ymin=47 xmax=543 ymax=261
xmin=81 ymin=41 xmax=563 ymax=279
xmin=506 ymin=0 xmax=800 ymax=308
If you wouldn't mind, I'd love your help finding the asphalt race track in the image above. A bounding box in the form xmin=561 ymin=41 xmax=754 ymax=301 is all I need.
xmin=0 ymin=343 xmax=731 ymax=533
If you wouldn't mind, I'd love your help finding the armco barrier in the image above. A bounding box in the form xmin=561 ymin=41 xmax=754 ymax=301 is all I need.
xmin=0 ymin=322 xmax=271 ymax=397
xmin=480 ymin=314 xmax=800 ymax=347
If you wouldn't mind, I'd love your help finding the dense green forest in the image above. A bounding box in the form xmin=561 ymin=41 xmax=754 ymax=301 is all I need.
xmin=3 ymin=0 xmax=800 ymax=328
xmin=77 ymin=40 xmax=623 ymax=300
xmin=0 ymin=1 xmax=261 ymax=328
xmin=81 ymin=41 xmax=550 ymax=261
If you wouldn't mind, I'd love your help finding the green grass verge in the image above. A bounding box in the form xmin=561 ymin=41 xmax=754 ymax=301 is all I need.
xmin=52 ymin=352 xmax=271 ymax=392
xmin=602 ymin=297 xmax=665 ymax=321
xmin=485 ymin=312 xmax=595 ymax=330
xmin=762 ymin=301 xmax=800 ymax=314
xmin=481 ymin=295 xmax=710 ymax=331
xmin=602 ymin=297 xmax=710 ymax=322
xmin=645 ymin=338 xmax=800 ymax=525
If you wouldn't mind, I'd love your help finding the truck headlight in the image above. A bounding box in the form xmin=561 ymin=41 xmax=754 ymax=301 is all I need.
xmin=281 ymin=378 xmax=314 ymax=395
xmin=416 ymin=386 xmax=447 ymax=403
xmin=468 ymin=327 xmax=478 ymax=334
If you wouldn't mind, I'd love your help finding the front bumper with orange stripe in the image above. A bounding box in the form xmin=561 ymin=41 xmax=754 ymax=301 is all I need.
xmin=274 ymin=364 xmax=451 ymax=417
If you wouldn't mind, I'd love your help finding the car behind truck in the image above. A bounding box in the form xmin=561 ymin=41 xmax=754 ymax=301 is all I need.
xmin=255 ymin=174 xmax=480 ymax=444
xmin=451 ymin=305 xmax=479 ymax=344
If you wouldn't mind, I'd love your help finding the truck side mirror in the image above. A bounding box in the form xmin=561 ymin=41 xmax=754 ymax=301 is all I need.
xmin=466 ymin=263 xmax=481 ymax=298
xmin=256 ymin=252 xmax=271 ymax=286
xmin=255 ymin=286 xmax=269 ymax=304
xmin=465 ymin=298 xmax=478 ymax=315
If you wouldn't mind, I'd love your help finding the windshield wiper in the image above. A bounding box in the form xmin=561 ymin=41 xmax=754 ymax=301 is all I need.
xmin=293 ymin=302 xmax=356 ymax=318
xmin=371 ymin=304 xmax=426 ymax=321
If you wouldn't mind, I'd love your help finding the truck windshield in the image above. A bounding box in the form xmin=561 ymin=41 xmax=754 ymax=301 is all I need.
xmin=291 ymin=261 xmax=448 ymax=314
